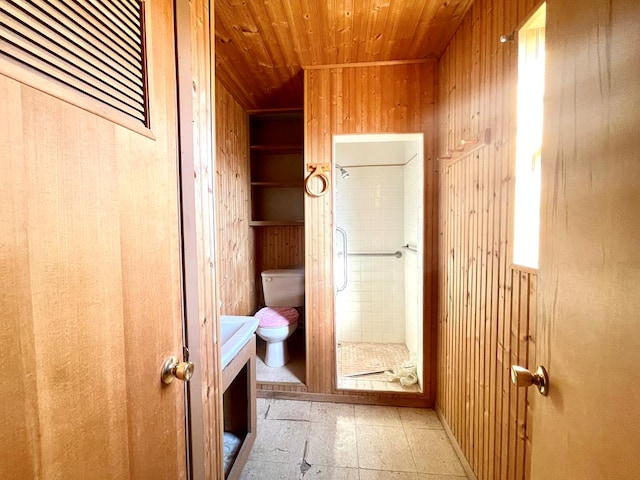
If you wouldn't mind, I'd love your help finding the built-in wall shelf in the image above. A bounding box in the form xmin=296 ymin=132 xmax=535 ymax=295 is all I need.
xmin=222 ymin=336 xmax=257 ymax=479
xmin=250 ymin=145 xmax=303 ymax=153
xmin=249 ymin=109 xmax=304 ymax=225
xmin=249 ymin=221 xmax=304 ymax=227
xmin=248 ymin=220 xmax=304 ymax=227
xmin=251 ymin=181 xmax=303 ymax=187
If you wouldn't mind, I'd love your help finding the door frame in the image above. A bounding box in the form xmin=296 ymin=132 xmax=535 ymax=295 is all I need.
xmin=174 ymin=1 xmax=222 ymax=479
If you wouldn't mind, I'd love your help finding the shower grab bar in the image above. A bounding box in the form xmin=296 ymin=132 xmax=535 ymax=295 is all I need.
xmin=336 ymin=226 xmax=348 ymax=292
xmin=344 ymin=250 xmax=403 ymax=258
xmin=402 ymin=244 xmax=418 ymax=252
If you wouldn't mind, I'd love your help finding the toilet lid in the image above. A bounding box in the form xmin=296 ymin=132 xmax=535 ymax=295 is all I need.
xmin=255 ymin=307 xmax=299 ymax=328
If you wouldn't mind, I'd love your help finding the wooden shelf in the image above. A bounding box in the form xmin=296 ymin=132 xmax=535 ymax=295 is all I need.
xmin=251 ymin=181 xmax=303 ymax=188
xmin=249 ymin=110 xmax=304 ymax=225
xmin=249 ymin=220 xmax=304 ymax=227
xmin=222 ymin=336 xmax=257 ymax=480
xmin=250 ymin=144 xmax=303 ymax=153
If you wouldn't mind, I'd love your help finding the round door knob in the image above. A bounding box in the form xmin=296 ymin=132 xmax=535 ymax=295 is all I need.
xmin=161 ymin=355 xmax=195 ymax=384
xmin=510 ymin=365 xmax=549 ymax=396
xmin=175 ymin=361 xmax=195 ymax=381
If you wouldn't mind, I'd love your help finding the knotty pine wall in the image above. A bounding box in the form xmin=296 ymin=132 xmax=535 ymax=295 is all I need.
xmin=253 ymin=225 xmax=305 ymax=306
xmin=436 ymin=1 xmax=541 ymax=479
xmin=303 ymin=61 xmax=437 ymax=404
xmin=215 ymin=79 xmax=256 ymax=315
xmin=215 ymin=82 xmax=306 ymax=314
xmin=184 ymin=1 xmax=222 ymax=477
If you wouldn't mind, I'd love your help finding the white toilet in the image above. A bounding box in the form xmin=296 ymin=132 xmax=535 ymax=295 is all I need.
xmin=255 ymin=268 xmax=304 ymax=367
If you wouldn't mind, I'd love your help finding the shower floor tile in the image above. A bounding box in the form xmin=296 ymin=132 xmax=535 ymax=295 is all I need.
xmin=336 ymin=342 xmax=421 ymax=393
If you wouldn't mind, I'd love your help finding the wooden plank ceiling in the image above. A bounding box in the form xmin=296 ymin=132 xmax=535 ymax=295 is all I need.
xmin=215 ymin=0 xmax=474 ymax=110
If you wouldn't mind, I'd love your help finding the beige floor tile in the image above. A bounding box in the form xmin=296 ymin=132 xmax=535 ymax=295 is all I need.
xmin=239 ymin=459 xmax=300 ymax=479
xmin=356 ymin=424 xmax=417 ymax=472
xmin=359 ymin=470 xmax=419 ymax=480
xmin=355 ymin=405 xmax=402 ymax=427
xmin=303 ymin=465 xmax=359 ymax=479
xmin=256 ymin=398 xmax=271 ymax=420
xmin=310 ymin=402 xmax=355 ymax=424
xmin=306 ymin=421 xmax=358 ymax=468
xmin=248 ymin=419 xmax=309 ymax=464
xmin=267 ymin=399 xmax=311 ymax=421
xmin=398 ymin=408 xmax=443 ymax=430
xmin=405 ymin=428 xmax=466 ymax=476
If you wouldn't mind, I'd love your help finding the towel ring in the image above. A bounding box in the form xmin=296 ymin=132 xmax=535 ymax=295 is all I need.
xmin=305 ymin=164 xmax=330 ymax=197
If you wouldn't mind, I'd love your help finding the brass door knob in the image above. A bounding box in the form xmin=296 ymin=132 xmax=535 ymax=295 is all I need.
xmin=510 ymin=365 xmax=549 ymax=396
xmin=161 ymin=355 xmax=195 ymax=384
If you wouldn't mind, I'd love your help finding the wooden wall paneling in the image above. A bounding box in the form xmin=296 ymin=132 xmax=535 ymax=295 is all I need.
xmin=488 ymin=4 xmax=502 ymax=476
xmin=506 ymin=269 xmax=519 ymax=479
xmin=184 ymin=1 xmax=222 ymax=478
xmin=498 ymin=0 xmax=508 ymax=477
xmin=304 ymin=61 xmax=436 ymax=403
xmin=424 ymin=62 xmax=438 ymax=405
xmin=253 ymin=225 xmax=305 ymax=305
xmin=469 ymin=149 xmax=480 ymax=469
xmin=254 ymin=226 xmax=305 ymax=272
xmin=176 ymin=0 xmax=221 ymax=477
xmin=439 ymin=150 xmax=537 ymax=480
xmin=215 ymin=79 xmax=256 ymax=315
xmin=436 ymin=5 xmax=543 ymax=478
xmin=524 ymin=272 xmax=537 ymax=477
xmin=478 ymin=147 xmax=490 ymax=478
xmin=516 ymin=271 xmax=531 ymax=479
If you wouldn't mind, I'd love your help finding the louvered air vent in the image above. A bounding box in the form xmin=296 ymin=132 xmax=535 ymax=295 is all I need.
xmin=0 ymin=0 xmax=148 ymax=126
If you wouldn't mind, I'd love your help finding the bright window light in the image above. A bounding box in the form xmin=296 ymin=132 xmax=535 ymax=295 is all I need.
xmin=513 ymin=4 xmax=546 ymax=270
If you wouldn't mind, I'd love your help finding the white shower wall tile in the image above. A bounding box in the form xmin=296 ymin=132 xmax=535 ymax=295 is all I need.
xmin=403 ymin=152 xmax=424 ymax=386
xmin=336 ymin=166 xmax=406 ymax=344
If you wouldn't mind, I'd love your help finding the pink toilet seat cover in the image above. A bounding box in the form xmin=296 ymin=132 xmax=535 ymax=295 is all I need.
xmin=256 ymin=307 xmax=299 ymax=328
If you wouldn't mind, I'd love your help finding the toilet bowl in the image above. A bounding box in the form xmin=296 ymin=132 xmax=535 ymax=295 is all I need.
xmin=256 ymin=269 xmax=304 ymax=367
xmin=255 ymin=307 xmax=299 ymax=367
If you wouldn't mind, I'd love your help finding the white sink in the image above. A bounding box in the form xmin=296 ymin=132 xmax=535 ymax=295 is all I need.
xmin=220 ymin=315 xmax=259 ymax=369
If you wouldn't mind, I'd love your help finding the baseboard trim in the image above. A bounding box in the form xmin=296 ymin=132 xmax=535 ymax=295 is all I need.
xmin=435 ymin=406 xmax=478 ymax=480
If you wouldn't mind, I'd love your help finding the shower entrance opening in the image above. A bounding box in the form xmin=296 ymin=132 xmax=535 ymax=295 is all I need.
xmin=333 ymin=133 xmax=424 ymax=393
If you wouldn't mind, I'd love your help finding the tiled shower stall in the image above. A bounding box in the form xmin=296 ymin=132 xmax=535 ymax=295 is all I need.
xmin=334 ymin=136 xmax=424 ymax=384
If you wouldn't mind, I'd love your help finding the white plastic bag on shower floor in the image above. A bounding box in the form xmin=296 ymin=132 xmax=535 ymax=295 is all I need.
xmin=385 ymin=360 xmax=418 ymax=387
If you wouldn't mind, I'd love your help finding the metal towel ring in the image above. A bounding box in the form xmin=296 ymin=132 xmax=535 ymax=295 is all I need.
xmin=305 ymin=164 xmax=330 ymax=197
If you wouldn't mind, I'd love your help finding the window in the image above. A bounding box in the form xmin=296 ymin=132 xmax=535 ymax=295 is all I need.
xmin=513 ymin=3 xmax=546 ymax=269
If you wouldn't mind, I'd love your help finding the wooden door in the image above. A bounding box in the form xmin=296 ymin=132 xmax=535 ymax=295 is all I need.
xmin=531 ymin=0 xmax=640 ymax=478
xmin=0 ymin=2 xmax=189 ymax=479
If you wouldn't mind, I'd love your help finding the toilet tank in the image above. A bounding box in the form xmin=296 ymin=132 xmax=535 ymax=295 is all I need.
xmin=261 ymin=268 xmax=305 ymax=307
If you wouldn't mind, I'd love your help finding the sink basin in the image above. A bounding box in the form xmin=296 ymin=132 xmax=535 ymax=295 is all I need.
xmin=220 ymin=315 xmax=259 ymax=369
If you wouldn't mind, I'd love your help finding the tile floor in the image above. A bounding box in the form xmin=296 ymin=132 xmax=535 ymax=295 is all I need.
xmin=239 ymin=399 xmax=468 ymax=480
xmin=256 ymin=335 xmax=421 ymax=394
xmin=336 ymin=342 xmax=421 ymax=393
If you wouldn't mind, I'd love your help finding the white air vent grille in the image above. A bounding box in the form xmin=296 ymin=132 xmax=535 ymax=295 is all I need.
xmin=0 ymin=0 xmax=148 ymax=125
